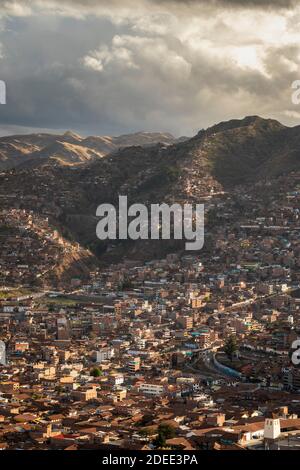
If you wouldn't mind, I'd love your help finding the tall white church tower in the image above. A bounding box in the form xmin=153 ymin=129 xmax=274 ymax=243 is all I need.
xmin=264 ymin=418 xmax=281 ymax=449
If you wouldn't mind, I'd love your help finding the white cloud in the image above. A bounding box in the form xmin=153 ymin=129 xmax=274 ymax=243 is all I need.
xmin=83 ymin=55 xmax=104 ymax=72
xmin=83 ymin=41 xmax=139 ymax=72
xmin=0 ymin=1 xmax=32 ymax=17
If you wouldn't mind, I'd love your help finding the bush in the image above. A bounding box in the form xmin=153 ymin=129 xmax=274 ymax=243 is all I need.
xmin=90 ymin=367 xmax=102 ymax=377
xmin=153 ymin=423 xmax=176 ymax=448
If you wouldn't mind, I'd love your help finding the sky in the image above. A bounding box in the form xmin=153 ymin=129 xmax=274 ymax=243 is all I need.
xmin=0 ymin=0 xmax=300 ymax=137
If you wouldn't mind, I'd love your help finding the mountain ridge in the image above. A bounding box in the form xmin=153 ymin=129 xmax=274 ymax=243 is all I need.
xmin=0 ymin=130 xmax=184 ymax=170
xmin=2 ymin=115 xmax=300 ymax=279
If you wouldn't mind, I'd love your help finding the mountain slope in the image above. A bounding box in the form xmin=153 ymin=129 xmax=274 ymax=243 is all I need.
xmin=1 ymin=115 xmax=300 ymax=267
xmin=0 ymin=208 xmax=97 ymax=288
xmin=0 ymin=130 xmax=182 ymax=170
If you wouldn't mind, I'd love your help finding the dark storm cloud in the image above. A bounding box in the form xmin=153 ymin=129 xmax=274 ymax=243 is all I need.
xmin=44 ymin=0 xmax=300 ymax=9
xmin=0 ymin=0 xmax=296 ymax=13
xmin=158 ymin=0 xmax=297 ymax=6
xmin=0 ymin=0 xmax=299 ymax=136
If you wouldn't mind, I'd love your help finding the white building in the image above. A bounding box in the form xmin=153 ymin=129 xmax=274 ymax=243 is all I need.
xmin=94 ymin=347 xmax=114 ymax=363
xmin=138 ymin=383 xmax=164 ymax=396
xmin=264 ymin=418 xmax=281 ymax=440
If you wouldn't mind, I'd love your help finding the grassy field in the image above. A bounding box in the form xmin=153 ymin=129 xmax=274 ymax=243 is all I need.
xmin=40 ymin=296 xmax=78 ymax=306
xmin=38 ymin=295 xmax=104 ymax=307
xmin=0 ymin=288 xmax=34 ymax=300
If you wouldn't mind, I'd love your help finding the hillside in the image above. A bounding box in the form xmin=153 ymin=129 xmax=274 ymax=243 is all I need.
xmin=0 ymin=209 xmax=97 ymax=288
xmin=0 ymin=130 xmax=181 ymax=170
xmin=1 ymin=115 xmax=300 ymax=270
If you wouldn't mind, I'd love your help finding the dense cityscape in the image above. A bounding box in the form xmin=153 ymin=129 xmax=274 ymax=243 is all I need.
xmin=2 ymin=167 xmax=300 ymax=450
xmin=2 ymin=0 xmax=300 ymax=460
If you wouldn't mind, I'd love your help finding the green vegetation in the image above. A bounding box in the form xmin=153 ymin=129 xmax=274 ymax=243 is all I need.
xmin=163 ymin=165 xmax=181 ymax=182
xmin=153 ymin=423 xmax=176 ymax=448
xmin=139 ymin=428 xmax=151 ymax=438
xmin=224 ymin=335 xmax=238 ymax=362
xmin=44 ymin=296 xmax=78 ymax=307
xmin=0 ymin=288 xmax=33 ymax=300
xmin=90 ymin=367 xmax=103 ymax=377
xmin=0 ymin=291 xmax=11 ymax=300
xmin=138 ymin=164 xmax=181 ymax=192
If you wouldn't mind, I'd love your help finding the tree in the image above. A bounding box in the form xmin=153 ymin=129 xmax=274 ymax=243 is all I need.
xmin=121 ymin=279 xmax=133 ymax=290
xmin=90 ymin=367 xmax=102 ymax=377
xmin=153 ymin=432 xmax=166 ymax=448
xmin=158 ymin=423 xmax=175 ymax=439
xmin=153 ymin=423 xmax=176 ymax=448
xmin=139 ymin=428 xmax=151 ymax=438
xmin=224 ymin=335 xmax=238 ymax=361
xmin=138 ymin=414 xmax=154 ymax=427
